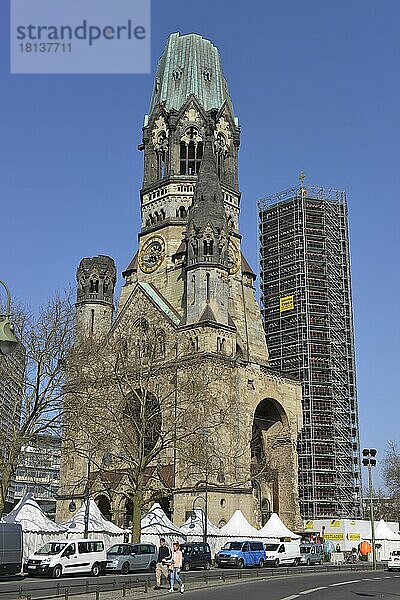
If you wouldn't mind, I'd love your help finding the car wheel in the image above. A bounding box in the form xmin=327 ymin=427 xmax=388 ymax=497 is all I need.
xmin=183 ymin=561 xmax=190 ymax=571
xmin=274 ymin=558 xmax=279 ymax=568
xmin=149 ymin=561 xmax=157 ymax=573
xmin=91 ymin=563 xmax=100 ymax=577
xmin=237 ymin=559 xmax=244 ymax=569
xmin=204 ymin=561 xmax=211 ymax=570
xmin=52 ymin=565 xmax=62 ymax=579
xmin=258 ymin=558 xmax=265 ymax=568
xmin=121 ymin=562 xmax=130 ymax=575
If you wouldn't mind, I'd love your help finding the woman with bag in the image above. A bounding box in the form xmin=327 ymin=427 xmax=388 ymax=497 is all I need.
xmin=169 ymin=542 xmax=184 ymax=593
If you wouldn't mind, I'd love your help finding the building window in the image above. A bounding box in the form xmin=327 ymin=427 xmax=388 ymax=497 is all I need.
xmin=180 ymin=127 xmax=203 ymax=175
xmin=203 ymin=239 xmax=213 ymax=256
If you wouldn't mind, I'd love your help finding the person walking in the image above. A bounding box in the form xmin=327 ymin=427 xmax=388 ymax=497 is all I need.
xmin=154 ymin=538 xmax=172 ymax=590
xmin=169 ymin=542 xmax=184 ymax=593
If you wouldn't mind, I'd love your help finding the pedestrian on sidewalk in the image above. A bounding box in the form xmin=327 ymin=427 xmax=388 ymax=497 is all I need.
xmin=169 ymin=542 xmax=184 ymax=594
xmin=154 ymin=538 xmax=172 ymax=590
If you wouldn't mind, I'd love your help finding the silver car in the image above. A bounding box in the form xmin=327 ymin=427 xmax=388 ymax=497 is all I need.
xmin=106 ymin=543 xmax=157 ymax=574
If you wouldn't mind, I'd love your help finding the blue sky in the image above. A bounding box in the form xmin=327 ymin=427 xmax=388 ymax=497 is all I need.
xmin=1 ymin=0 xmax=399 ymax=488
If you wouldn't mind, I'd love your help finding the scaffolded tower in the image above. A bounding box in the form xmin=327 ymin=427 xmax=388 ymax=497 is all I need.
xmin=258 ymin=181 xmax=362 ymax=518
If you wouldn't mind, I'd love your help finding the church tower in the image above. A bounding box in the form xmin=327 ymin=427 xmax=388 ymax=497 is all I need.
xmin=76 ymin=255 xmax=116 ymax=337
xmin=116 ymin=33 xmax=304 ymax=528
xmin=58 ymin=33 xmax=304 ymax=530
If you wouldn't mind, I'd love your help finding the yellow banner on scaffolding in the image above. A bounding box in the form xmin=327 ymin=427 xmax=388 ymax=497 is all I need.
xmin=280 ymin=295 xmax=294 ymax=312
xmin=305 ymin=520 xmax=314 ymax=530
xmin=324 ymin=533 xmax=344 ymax=541
xmin=330 ymin=519 xmax=341 ymax=528
xmin=348 ymin=533 xmax=360 ymax=541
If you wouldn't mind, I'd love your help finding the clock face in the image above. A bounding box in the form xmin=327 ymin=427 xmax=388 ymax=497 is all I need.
xmin=227 ymin=240 xmax=241 ymax=274
xmin=138 ymin=236 xmax=165 ymax=273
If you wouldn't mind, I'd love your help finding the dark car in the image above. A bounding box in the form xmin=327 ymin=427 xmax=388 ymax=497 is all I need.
xmin=180 ymin=543 xmax=212 ymax=571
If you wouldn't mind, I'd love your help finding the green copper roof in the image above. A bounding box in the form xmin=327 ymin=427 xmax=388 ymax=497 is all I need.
xmin=149 ymin=32 xmax=234 ymax=114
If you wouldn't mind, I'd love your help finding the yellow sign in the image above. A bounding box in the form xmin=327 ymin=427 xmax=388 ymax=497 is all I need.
xmin=330 ymin=519 xmax=341 ymax=528
xmin=305 ymin=520 xmax=314 ymax=530
xmin=324 ymin=533 xmax=344 ymax=541
xmin=280 ymin=295 xmax=294 ymax=312
xmin=348 ymin=533 xmax=360 ymax=541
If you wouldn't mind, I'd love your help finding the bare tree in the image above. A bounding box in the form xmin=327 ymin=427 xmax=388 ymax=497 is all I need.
xmin=382 ymin=440 xmax=400 ymax=519
xmin=0 ymin=292 xmax=74 ymax=515
xmin=64 ymin=316 xmax=236 ymax=541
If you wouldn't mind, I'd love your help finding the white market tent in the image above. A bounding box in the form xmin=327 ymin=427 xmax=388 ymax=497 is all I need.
xmin=140 ymin=503 xmax=185 ymax=546
xmin=180 ymin=508 xmax=223 ymax=555
xmin=62 ymin=499 xmax=124 ymax=549
xmin=365 ymin=519 xmax=400 ymax=561
xmin=219 ymin=510 xmax=262 ymax=540
xmin=259 ymin=513 xmax=300 ymax=540
xmin=3 ymin=493 xmax=67 ymax=561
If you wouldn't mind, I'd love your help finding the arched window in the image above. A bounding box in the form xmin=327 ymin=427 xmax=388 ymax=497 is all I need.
xmin=89 ymin=279 xmax=99 ymax=294
xmin=156 ymin=330 xmax=166 ymax=356
xmin=180 ymin=128 xmax=203 ymax=175
xmin=177 ymin=206 xmax=187 ymax=219
xmin=203 ymin=239 xmax=214 ymax=256
xmin=215 ymin=133 xmax=227 ymax=179
xmin=123 ymin=388 xmax=162 ymax=455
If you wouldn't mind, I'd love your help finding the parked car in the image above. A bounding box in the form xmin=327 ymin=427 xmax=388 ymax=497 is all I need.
xmin=180 ymin=542 xmax=212 ymax=571
xmin=388 ymin=550 xmax=400 ymax=572
xmin=299 ymin=543 xmax=323 ymax=565
xmin=106 ymin=543 xmax=157 ymax=574
xmin=264 ymin=541 xmax=301 ymax=567
xmin=25 ymin=539 xmax=106 ymax=578
xmin=0 ymin=523 xmax=23 ymax=576
xmin=216 ymin=541 xmax=266 ymax=568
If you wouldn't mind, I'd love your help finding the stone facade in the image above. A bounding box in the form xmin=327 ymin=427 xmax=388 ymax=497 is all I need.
xmin=57 ymin=33 xmax=303 ymax=530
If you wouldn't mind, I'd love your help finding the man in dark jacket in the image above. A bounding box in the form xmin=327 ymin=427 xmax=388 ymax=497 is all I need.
xmin=154 ymin=538 xmax=172 ymax=589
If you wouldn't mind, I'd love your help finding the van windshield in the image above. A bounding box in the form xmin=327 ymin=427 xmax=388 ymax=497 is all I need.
xmin=35 ymin=542 xmax=67 ymax=555
xmin=222 ymin=542 xmax=243 ymax=551
xmin=265 ymin=544 xmax=279 ymax=551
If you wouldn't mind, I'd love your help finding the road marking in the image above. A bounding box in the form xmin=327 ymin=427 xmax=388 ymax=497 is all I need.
xmin=280 ymin=596 xmax=300 ymax=600
xmin=329 ymin=579 xmax=361 ymax=586
xmin=299 ymin=587 xmax=327 ymax=595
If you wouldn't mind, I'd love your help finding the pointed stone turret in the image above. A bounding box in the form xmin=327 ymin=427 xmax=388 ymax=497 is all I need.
xmin=187 ymin=127 xmax=229 ymax=267
xmin=184 ymin=130 xmax=231 ymax=327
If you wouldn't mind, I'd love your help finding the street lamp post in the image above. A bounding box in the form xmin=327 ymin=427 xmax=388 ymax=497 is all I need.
xmin=192 ymin=494 xmax=208 ymax=546
xmin=0 ymin=280 xmax=19 ymax=356
xmin=362 ymin=448 xmax=377 ymax=570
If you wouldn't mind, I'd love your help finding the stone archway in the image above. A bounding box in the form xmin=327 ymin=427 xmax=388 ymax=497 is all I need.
xmin=95 ymin=494 xmax=112 ymax=521
xmin=251 ymin=398 xmax=290 ymax=517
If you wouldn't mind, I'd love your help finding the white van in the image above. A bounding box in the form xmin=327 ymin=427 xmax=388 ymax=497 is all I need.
xmin=264 ymin=541 xmax=301 ymax=566
xmin=24 ymin=539 xmax=107 ymax=578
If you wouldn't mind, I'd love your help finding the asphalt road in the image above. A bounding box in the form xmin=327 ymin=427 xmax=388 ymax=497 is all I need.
xmin=0 ymin=567 xmax=397 ymax=600
xmin=185 ymin=569 xmax=400 ymax=600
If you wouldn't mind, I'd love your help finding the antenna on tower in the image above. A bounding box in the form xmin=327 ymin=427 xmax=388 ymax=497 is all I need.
xmin=299 ymin=171 xmax=306 ymax=187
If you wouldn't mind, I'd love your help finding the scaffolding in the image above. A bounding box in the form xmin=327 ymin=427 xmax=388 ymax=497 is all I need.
xmin=258 ymin=184 xmax=362 ymax=519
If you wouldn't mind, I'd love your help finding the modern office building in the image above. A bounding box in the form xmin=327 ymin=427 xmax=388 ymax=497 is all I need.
xmin=15 ymin=434 xmax=61 ymax=519
xmin=258 ymin=180 xmax=361 ymax=519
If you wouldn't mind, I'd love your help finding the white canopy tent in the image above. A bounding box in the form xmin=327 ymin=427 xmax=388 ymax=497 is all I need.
xmin=140 ymin=503 xmax=185 ymax=547
xmin=3 ymin=493 xmax=67 ymax=561
xmin=259 ymin=513 xmax=300 ymax=540
xmin=62 ymin=499 xmax=124 ymax=549
xmin=365 ymin=519 xmax=400 ymax=561
xmin=180 ymin=508 xmax=223 ymax=555
xmin=219 ymin=510 xmax=262 ymax=540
